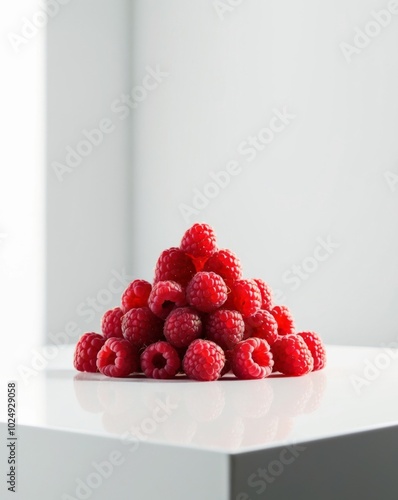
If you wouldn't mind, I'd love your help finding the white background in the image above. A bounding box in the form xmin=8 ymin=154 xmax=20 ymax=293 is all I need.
xmin=1 ymin=1 xmax=398 ymax=369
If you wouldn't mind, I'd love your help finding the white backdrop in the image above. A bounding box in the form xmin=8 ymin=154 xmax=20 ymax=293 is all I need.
xmin=129 ymin=0 xmax=398 ymax=346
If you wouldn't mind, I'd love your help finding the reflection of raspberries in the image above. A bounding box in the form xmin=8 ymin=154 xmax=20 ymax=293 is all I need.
xmin=140 ymin=341 xmax=181 ymax=379
xmin=74 ymin=333 xmax=106 ymax=372
xmin=101 ymin=307 xmax=124 ymax=339
xmin=205 ymin=309 xmax=244 ymax=350
xmin=164 ymin=307 xmax=202 ymax=348
xmin=154 ymin=247 xmax=196 ymax=287
xmin=203 ymin=249 xmax=243 ymax=285
xmin=97 ymin=338 xmax=139 ymax=378
xmin=228 ymin=279 xmax=262 ymax=317
xmin=230 ymin=338 xmax=274 ymax=379
xmin=271 ymin=305 xmax=295 ymax=336
xmin=186 ymin=272 xmax=227 ymax=312
xmin=245 ymin=309 xmax=278 ymax=346
xmin=183 ymin=339 xmax=225 ymax=381
xmin=121 ymin=280 xmax=152 ymax=313
xmin=254 ymin=279 xmax=273 ymax=311
xmin=180 ymin=223 xmax=217 ymax=259
xmin=121 ymin=307 xmax=164 ymax=347
xmin=272 ymin=336 xmax=313 ymax=376
xmin=148 ymin=280 xmax=186 ymax=319
xmin=298 ymin=331 xmax=326 ymax=371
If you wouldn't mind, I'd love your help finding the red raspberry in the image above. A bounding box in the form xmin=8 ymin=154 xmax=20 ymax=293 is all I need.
xmin=186 ymin=272 xmax=227 ymax=312
xmin=230 ymin=338 xmax=274 ymax=379
xmin=153 ymin=247 xmax=196 ymax=287
xmin=245 ymin=309 xmax=278 ymax=345
xmin=74 ymin=333 xmax=105 ymax=372
xmin=253 ymin=279 xmax=273 ymax=310
xmin=121 ymin=307 xmax=164 ymax=347
xmin=164 ymin=307 xmax=202 ymax=348
xmin=271 ymin=305 xmax=295 ymax=336
xmin=148 ymin=280 xmax=186 ymax=319
xmin=205 ymin=309 xmax=244 ymax=350
xmin=182 ymin=339 xmax=225 ymax=381
xmin=272 ymin=335 xmax=314 ymax=376
xmin=97 ymin=338 xmax=139 ymax=378
xmin=203 ymin=249 xmax=243 ymax=285
xmin=180 ymin=223 xmax=217 ymax=259
xmin=140 ymin=341 xmax=181 ymax=379
xmin=220 ymin=350 xmax=232 ymax=377
xmin=101 ymin=307 xmax=124 ymax=339
xmin=121 ymin=279 xmax=152 ymax=313
xmin=298 ymin=331 xmax=326 ymax=371
xmin=228 ymin=279 xmax=262 ymax=317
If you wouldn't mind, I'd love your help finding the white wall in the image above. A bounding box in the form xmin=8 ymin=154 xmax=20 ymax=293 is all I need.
xmin=129 ymin=0 xmax=398 ymax=346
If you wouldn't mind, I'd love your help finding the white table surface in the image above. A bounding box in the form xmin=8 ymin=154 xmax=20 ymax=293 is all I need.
xmin=1 ymin=344 xmax=398 ymax=500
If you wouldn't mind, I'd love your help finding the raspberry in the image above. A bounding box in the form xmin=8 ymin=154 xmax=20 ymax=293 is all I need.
xmin=228 ymin=279 xmax=262 ymax=317
xmin=205 ymin=309 xmax=244 ymax=350
xmin=203 ymin=249 xmax=243 ymax=285
xmin=74 ymin=333 xmax=105 ymax=372
xmin=182 ymin=339 xmax=225 ymax=381
xmin=140 ymin=341 xmax=181 ymax=379
xmin=121 ymin=280 xmax=152 ymax=313
xmin=153 ymin=247 xmax=196 ymax=287
xmin=230 ymin=338 xmax=274 ymax=379
xmin=245 ymin=309 xmax=278 ymax=345
xmin=298 ymin=331 xmax=326 ymax=371
xmin=180 ymin=223 xmax=217 ymax=259
xmin=272 ymin=335 xmax=314 ymax=376
xmin=148 ymin=280 xmax=186 ymax=319
xmin=121 ymin=307 xmax=164 ymax=347
xmin=164 ymin=307 xmax=202 ymax=348
xmin=271 ymin=305 xmax=295 ymax=336
xmin=97 ymin=338 xmax=139 ymax=378
xmin=186 ymin=272 xmax=228 ymax=312
xmin=253 ymin=279 xmax=273 ymax=310
xmin=101 ymin=307 xmax=124 ymax=339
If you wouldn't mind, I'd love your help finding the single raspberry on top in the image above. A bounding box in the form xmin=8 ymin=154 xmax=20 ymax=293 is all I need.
xmin=253 ymin=279 xmax=273 ymax=311
xmin=182 ymin=339 xmax=225 ymax=381
xmin=140 ymin=341 xmax=181 ymax=379
xmin=96 ymin=338 xmax=139 ymax=378
xmin=153 ymin=247 xmax=196 ymax=287
xmin=230 ymin=338 xmax=274 ymax=379
xmin=180 ymin=223 xmax=217 ymax=260
xmin=245 ymin=309 xmax=278 ymax=346
xmin=74 ymin=332 xmax=106 ymax=373
xmin=228 ymin=279 xmax=262 ymax=318
xmin=164 ymin=307 xmax=202 ymax=348
xmin=205 ymin=309 xmax=244 ymax=350
xmin=272 ymin=335 xmax=314 ymax=376
xmin=186 ymin=271 xmax=228 ymax=312
xmin=298 ymin=331 xmax=326 ymax=371
xmin=270 ymin=305 xmax=295 ymax=336
xmin=203 ymin=248 xmax=243 ymax=286
xmin=121 ymin=280 xmax=152 ymax=313
xmin=101 ymin=307 xmax=124 ymax=339
xmin=121 ymin=306 xmax=164 ymax=347
xmin=148 ymin=280 xmax=186 ymax=319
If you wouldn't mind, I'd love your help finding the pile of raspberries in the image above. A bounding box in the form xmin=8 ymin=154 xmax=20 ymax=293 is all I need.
xmin=74 ymin=223 xmax=326 ymax=381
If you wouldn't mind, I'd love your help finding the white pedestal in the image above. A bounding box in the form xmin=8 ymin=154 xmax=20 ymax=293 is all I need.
xmin=1 ymin=345 xmax=398 ymax=499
